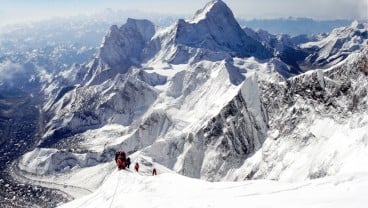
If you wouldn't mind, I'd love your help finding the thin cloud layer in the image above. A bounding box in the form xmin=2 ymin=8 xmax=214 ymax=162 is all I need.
xmin=229 ymin=0 xmax=367 ymax=19
xmin=0 ymin=0 xmax=366 ymax=26
xmin=0 ymin=61 xmax=25 ymax=82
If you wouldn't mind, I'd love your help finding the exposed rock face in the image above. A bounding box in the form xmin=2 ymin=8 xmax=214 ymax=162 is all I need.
xmin=263 ymin=48 xmax=368 ymax=130
xmin=228 ymin=48 xmax=368 ymax=181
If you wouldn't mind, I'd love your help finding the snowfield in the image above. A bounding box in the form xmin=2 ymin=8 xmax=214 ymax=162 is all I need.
xmin=58 ymin=170 xmax=368 ymax=208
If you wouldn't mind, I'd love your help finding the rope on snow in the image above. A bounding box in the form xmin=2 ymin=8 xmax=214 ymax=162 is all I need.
xmin=109 ymin=171 xmax=121 ymax=208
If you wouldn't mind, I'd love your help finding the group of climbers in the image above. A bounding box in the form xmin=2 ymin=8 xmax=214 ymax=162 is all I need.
xmin=115 ymin=150 xmax=157 ymax=175
xmin=115 ymin=150 xmax=130 ymax=170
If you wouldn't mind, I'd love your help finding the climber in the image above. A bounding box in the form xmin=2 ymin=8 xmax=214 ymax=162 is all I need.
xmin=134 ymin=162 xmax=139 ymax=172
xmin=115 ymin=150 xmax=126 ymax=162
xmin=126 ymin=157 xmax=131 ymax=169
xmin=121 ymin=151 xmax=127 ymax=161
xmin=152 ymin=168 xmax=157 ymax=176
xmin=116 ymin=157 xmax=125 ymax=170
xmin=115 ymin=150 xmax=127 ymax=170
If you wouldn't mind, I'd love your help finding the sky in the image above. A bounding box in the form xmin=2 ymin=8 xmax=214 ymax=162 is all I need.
xmin=0 ymin=0 xmax=367 ymax=25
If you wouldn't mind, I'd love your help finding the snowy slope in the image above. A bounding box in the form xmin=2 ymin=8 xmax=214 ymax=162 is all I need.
xmin=58 ymin=170 xmax=368 ymax=208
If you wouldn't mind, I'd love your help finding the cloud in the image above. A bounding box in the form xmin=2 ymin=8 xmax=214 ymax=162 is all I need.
xmin=0 ymin=0 xmax=365 ymax=27
xmin=0 ymin=60 xmax=25 ymax=82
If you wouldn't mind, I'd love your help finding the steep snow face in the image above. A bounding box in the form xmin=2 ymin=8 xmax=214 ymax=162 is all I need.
xmin=84 ymin=19 xmax=155 ymax=85
xmin=301 ymin=21 xmax=368 ymax=68
xmin=171 ymin=74 xmax=268 ymax=181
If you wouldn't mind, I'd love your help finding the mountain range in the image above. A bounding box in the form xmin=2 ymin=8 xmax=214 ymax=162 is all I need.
xmin=1 ymin=0 xmax=367 ymax=207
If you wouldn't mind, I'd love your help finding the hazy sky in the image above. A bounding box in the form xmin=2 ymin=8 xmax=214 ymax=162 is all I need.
xmin=0 ymin=0 xmax=367 ymax=25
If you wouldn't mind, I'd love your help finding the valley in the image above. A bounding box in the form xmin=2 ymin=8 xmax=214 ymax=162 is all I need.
xmin=0 ymin=89 xmax=67 ymax=207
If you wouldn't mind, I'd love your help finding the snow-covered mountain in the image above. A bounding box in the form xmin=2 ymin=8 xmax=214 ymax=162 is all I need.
xmin=227 ymin=48 xmax=368 ymax=181
xmin=173 ymin=0 xmax=271 ymax=59
xmin=243 ymin=27 xmax=311 ymax=77
xmin=243 ymin=21 xmax=368 ymax=76
xmin=39 ymin=0 xmax=272 ymax=147
xmin=0 ymin=9 xmax=180 ymax=95
xmin=81 ymin=18 xmax=156 ymax=86
xmin=301 ymin=21 xmax=368 ymax=68
xmin=239 ymin=17 xmax=352 ymax=36
xmin=8 ymin=0 xmax=368 ymax=207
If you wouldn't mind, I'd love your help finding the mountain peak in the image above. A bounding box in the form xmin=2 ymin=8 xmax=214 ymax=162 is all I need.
xmin=99 ymin=18 xmax=155 ymax=63
xmin=85 ymin=18 xmax=155 ymax=85
xmin=173 ymin=0 xmax=271 ymax=59
xmin=190 ymin=0 xmax=232 ymax=24
xmin=350 ymin=20 xmax=365 ymax=30
xmin=124 ymin=18 xmax=155 ymax=42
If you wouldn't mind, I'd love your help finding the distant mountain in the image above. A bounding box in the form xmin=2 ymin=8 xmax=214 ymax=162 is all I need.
xmin=0 ymin=10 xmax=180 ymax=101
xmin=301 ymin=21 xmax=368 ymax=68
xmin=238 ymin=17 xmax=353 ymax=36
xmin=243 ymin=21 xmax=368 ymax=74
xmin=173 ymin=0 xmax=271 ymax=59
